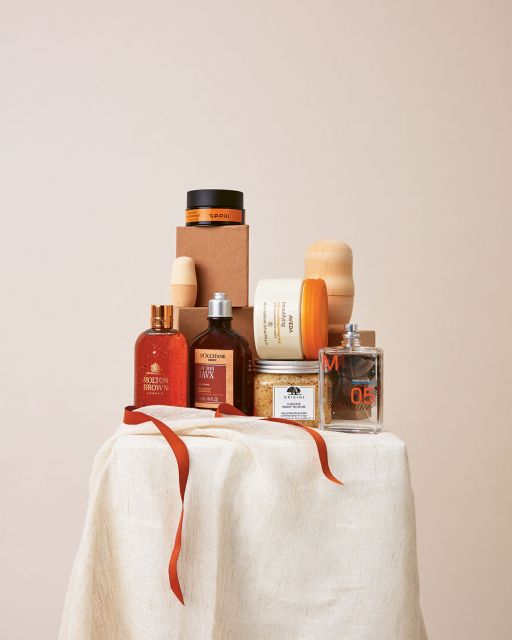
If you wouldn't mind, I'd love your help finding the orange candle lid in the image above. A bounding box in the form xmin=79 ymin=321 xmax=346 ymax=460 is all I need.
xmin=300 ymin=279 xmax=329 ymax=360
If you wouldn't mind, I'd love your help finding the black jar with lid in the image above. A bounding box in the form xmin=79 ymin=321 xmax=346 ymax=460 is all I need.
xmin=186 ymin=189 xmax=245 ymax=226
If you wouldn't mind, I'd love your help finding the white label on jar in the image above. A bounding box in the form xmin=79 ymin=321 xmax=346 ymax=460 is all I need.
xmin=253 ymin=278 xmax=304 ymax=359
xmin=272 ymin=385 xmax=316 ymax=421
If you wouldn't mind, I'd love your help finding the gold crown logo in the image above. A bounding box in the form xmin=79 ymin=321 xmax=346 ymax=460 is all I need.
xmin=150 ymin=362 xmax=161 ymax=374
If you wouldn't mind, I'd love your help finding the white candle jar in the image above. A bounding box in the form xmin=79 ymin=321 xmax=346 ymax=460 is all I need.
xmin=253 ymin=278 xmax=329 ymax=360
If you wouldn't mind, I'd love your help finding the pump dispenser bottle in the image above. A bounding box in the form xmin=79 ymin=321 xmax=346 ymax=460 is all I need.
xmin=189 ymin=292 xmax=253 ymax=413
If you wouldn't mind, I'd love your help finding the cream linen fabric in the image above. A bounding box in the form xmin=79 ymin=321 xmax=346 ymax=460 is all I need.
xmin=59 ymin=406 xmax=427 ymax=640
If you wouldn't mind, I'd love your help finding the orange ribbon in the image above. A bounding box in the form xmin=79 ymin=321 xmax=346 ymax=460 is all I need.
xmin=123 ymin=404 xmax=342 ymax=605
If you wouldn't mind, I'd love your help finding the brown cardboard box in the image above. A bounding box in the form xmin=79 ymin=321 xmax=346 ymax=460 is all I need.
xmin=328 ymin=330 xmax=375 ymax=347
xmin=176 ymin=225 xmax=249 ymax=307
xmin=175 ymin=306 xmax=256 ymax=357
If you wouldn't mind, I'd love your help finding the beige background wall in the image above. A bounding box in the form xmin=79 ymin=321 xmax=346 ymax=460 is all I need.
xmin=1 ymin=1 xmax=511 ymax=638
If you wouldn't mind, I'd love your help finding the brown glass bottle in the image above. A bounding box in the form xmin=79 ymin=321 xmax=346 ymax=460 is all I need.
xmin=189 ymin=292 xmax=253 ymax=414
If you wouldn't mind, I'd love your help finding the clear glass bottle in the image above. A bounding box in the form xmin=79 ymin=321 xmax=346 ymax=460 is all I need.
xmin=134 ymin=305 xmax=188 ymax=408
xmin=189 ymin=292 xmax=253 ymax=413
xmin=319 ymin=323 xmax=383 ymax=433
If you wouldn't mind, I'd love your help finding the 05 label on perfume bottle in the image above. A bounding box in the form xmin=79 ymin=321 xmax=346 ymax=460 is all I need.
xmin=194 ymin=349 xmax=234 ymax=408
xmin=350 ymin=382 xmax=377 ymax=407
xmin=272 ymin=385 xmax=316 ymax=421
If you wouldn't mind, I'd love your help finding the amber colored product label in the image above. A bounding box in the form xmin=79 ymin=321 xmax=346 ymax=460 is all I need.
xmin=186 ymin=208 xmax=243 ymax=224
xmin=194 ymin=349 xmax=234 ymax=408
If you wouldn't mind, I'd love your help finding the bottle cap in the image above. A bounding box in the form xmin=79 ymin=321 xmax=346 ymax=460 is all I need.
xmin=345 ymin=323 xmax=359 ymax=333
xmin=187 ymin=189 xmax=243 ymax=210
xmin=208 ymin=292 xmax=232 ymax=318
xmin=151 ymin=304 xmax=173 ymax=330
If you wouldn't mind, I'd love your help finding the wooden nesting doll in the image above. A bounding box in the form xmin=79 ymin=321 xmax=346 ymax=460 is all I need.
xmin=305 ymin=240 xmax=354 ymax=330
xmin=170 ymin=256 xmax=197 ymax=307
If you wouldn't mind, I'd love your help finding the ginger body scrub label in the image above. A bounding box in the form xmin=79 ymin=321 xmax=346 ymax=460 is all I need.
xmin=272 ymin=385 xmax=316 ymax=421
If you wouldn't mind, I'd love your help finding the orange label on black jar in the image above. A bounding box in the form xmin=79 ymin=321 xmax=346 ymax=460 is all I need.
xmin=194 ymin=349 xmax=234 ymax=408
xmin=186 ymin=208 xmax=243 ymax=224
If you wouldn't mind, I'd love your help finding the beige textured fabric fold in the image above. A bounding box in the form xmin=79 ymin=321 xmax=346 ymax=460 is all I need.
xmin=59 ymin=406 xmax=427 ymax=640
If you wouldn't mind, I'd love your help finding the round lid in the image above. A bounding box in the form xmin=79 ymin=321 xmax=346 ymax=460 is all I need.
xmin=187 ymin=189 xmax=244 ymax=210
xmin=300 ymin=278 xmax=329 ymax=360
xmin=254 ymin=360 xmax=319 ymax=373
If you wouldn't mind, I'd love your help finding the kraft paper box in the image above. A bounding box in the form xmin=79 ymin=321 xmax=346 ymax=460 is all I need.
xmin=175 ymin=306 xmax=256 ymax=357
xmin=328 ymin=329 xmax=375 ymax=347
xmin=176 ymin=225 xmax=249 ymax=307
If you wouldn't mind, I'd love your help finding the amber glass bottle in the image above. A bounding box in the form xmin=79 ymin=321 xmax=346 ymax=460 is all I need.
xmin=134 ymin=305 xmax=188 ymax=408
xmin=189 ymin=292 xmax=253 ymax=413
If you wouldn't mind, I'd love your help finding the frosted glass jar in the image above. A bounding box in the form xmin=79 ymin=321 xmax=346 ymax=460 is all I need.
xmin=253 ymin=360 xmax=330 ymax=428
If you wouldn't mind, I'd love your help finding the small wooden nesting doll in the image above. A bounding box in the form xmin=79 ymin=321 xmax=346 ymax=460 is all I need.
xmin=170 ymin=256 xmax=197 ymax=307
xmin=305 ymin=240 xmax=354 ymax=330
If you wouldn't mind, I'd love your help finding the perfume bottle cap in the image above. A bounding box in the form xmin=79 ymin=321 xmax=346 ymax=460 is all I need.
xmin=151 ymin=304 xmax=173 ymax=330
xmin=345 ymin=323 xmax=358 ymax=332
xmin=208 ymin=292 xmax=232 ymax=318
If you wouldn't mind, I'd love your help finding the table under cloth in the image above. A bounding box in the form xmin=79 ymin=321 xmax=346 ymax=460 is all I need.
xmin=59 ymin=406 xmax=427 ymax=640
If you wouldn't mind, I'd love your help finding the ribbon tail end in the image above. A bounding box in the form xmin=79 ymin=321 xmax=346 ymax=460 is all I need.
xmin=170 ymin=579 xmax=185 ymax=606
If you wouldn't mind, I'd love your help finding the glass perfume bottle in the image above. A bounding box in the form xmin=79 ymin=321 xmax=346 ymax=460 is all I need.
xmin=319 ymin=323 xmax=383 ymax=433
xmin=189 ymin=292 xmax=253 ymax=413
xmin=134 ymin=305 xmax=188 ymax=408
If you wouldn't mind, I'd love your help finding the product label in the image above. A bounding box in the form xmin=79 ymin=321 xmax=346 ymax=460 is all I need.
xmin=272 ymin=385 xmax=315 ymax=421
xmin=194 ymin=349 xmax=234 ymax=408
xmin=349 ymin=380 xmax=378 ymax=409
xmin=141 ymin=361 xmax=170 ymax=398
xmin=255 ymin=279 xmax=304 ymax=359
xmin=259 ymin=300 xmax=302 ymax=358
xmin=321 ymin=353 xmax=379 ymax=411
xmin=186 ymin=208 xmax=243 ymax=224
xmin=262 ymin=300 xmax=297 ymax=346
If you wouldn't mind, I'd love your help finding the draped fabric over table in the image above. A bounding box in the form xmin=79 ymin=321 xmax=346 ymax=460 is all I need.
xmin=59 ymin=406 xmax=427 ymax=640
